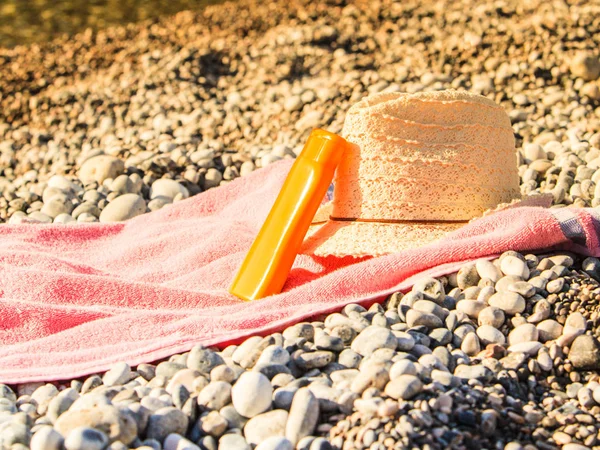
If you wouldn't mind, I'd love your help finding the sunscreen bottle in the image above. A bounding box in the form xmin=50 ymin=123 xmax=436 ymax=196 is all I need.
xmin=229 ymin=129 xmax=351 ymax=301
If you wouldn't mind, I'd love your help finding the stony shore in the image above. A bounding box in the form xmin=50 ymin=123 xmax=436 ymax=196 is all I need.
xmin=1 ymin=0 xmax=600 ymax=449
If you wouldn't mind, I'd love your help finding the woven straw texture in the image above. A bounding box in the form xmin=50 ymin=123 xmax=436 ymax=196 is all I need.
xmin=301 ymin=90 xmax=525 ymax=257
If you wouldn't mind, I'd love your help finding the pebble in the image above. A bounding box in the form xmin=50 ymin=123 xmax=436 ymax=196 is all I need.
xmin=164 ymin=433 xmax=201 ymax=450
xmin=285 ymin=388 xmax=319 ymax=445
xmin=146 ymin=407 xmax=189 ymax=442
xmin=64 ymin=427 xmax=109 ymax=450
xmin=30 ymin=426 xmax=64 ymax=450
xmin=384 ymin=375 xmax=423 ymax=400
xmin=255 ymin=437 xmax=294 ymax=450
xmin=500 ymin=256 xmax=530 ymax=279
xmin=79 ymin=156 xmax=125 ymax=184
xmin=99 ymin=194 xmax=146 ymax=222
xmin=150 ymin=179 xmax=189 ymax=202
xmin=103 ymin=362 xmax=132 ymax=386
xmin=350 ymin=326 xmax=397 ymax=356
xmin=217 ymin=434 xmax=251 ymax=450
xmin=488 ymin=292 xmax=526 ymax=315
xmin=231 ymin=372 xmax=273 ymax=418
xmin=244 ymin=410 xmax=289 ymax=446
xmin=569 ymin=335 xmax=600 ymax=370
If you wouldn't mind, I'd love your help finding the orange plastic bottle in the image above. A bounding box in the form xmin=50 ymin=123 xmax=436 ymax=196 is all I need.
xmin=229 ymin=129 xmax=352 ymax=301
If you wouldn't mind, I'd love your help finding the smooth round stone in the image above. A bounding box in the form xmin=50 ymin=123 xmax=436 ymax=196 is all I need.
xmin=454 ymin=364 xmax=492 ymax=381
xmin=546 ymin=278 xmax=565 ymax=293
xmin=476 ymin=325 xmax=506 ymax=346
xmin=164 ymin=433 xmax=201 ymax=450
xmin=314 ymin=333 xmax=344 ymax=352
xmin=71 ymin=202 xmax=101 ymax=219
xmin=256 ymin=437 xmax=294 ymax=450
xmin=146 ymin=407 xmax=189 ymax=442
xmin=257 ymin=346 xmax=290 ymax=366
xmin=30 ymin=425 xmax=64 ymax=450
xmin=99 ymin=194 xmax=146 ymax=223
xmin=507 ymin=342 xmax=543 ymax=356
xmin=475 ymin=260 xmax=502 ymax=282
xmin=166 ymin=369 xmax=202 ymax=394
xmin=413 ymin=300 xmax=448 ymax=320
xmin=232 ymin=372 xmax=273 ymax=418
xmin=537 ymin=351 xmax=554 ymax=372
xmin=456 ymin=265 xmax=480 ymax=289
xmin=478 ymin=307 xmax=505 ymax=328
xmin=110 ymin=175 xmax=135 ymax=195
xmin=411 ymin=278 xmax=444 ymax=303
xmin=537 ymin=320 xmax=563 ymax=342
xmin=488 ymin=292 xmax=526 ymax=315
xmin=507 ymin=281 xmax=535 ymax=298
xmin=28 ymin=211 xmax=53 ymax=223
xmin=294 ymin=351 xmax=333 ymax=370
xmin=569 ymin=335 xmax=600 ymax=370
xmin=456 ymin=300 xmax=486 ymax=319
xmin=570 ymin=51 xmax=600 ymax=80
xmin=220 ymin=405 xmax=249 ymax=430
xmin=500 ymin=256 xmax=530 ymax=279
xmin=187 ymin=347 xmax=225 ymax=373
xmin=244 ymin=410 xmax=289 ymax=446
xmin=394 ymin=332 xmax=416 ymax=351
xmin=285 ymin=388 xmax=319 ymax=445
xmin=477 ymin=286 xmax=495 ymax=303
xmin=508 ymin=324 xmax=539 ymax=345
xmin=150 ymin=179 xmax=190 ymax=201
xmin=351 ymin=326 xmax=397 ymax=356
xmin=389 ymin=360 xmax=417 ymax=379
xmin=429 ymin=328 xmax=452 ymax=346
xmin=79 ymin=155 xmax=125 ymax=184
xmin=64 ymin=427 xmax=108 ymax=450
xmin=204 ymin=168 xmax=223 ymax=189
xmin=103 ymin=362 xmax=131 ymax=387
xmin=41 ymin=194 xmax=74 ymax=218
xmin=461 ymin=332 xmax=481 ymax=356
xmin=405 ymin=309 xmax=443 ymax=329
xmin=218 ymin=434 xmax=250 ymax=450
xmin=48 ymin=175 xmax=80 ymax=193
xmin=197 ymin=382 xmax=232 ymax=410
xmin=0 ymin=421 xmax=30 ymax=447
xmin=495 ymin=275 xmax=524 ymax=293
xmin=384 ymin=375 xmax=423 ymax=400
xmin=47 ymin=388 xmax=79 ymax=423
xmin=338 ymin=349 xmax=362 ymax=368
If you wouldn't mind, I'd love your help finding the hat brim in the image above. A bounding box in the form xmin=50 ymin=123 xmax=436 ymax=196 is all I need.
xmin=300 ymin=194 xmax=553 ymax=257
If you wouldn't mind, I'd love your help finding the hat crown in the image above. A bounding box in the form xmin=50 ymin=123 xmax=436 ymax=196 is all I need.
xmin=333 ymin=90 xmax=520 ymax=222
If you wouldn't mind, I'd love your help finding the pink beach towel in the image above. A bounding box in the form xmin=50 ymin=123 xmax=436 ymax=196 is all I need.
xmin=1 ymin=159 xmax=599 ymax=383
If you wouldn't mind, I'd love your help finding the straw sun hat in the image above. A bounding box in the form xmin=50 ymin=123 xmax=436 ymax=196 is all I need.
xmin=300 ymin=90 xmax=550 ymax=257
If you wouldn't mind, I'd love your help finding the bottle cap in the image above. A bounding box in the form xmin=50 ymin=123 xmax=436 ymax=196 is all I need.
xmin=299 ymin=129 xmax=350 ymax=170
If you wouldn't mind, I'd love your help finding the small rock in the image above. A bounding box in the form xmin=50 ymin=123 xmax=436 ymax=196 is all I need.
xmin=569 ymin=335 xmax=600 ymax=370
xmin=232 ymin=372 xmax=273 ymax=418
xmin=285 ymin=388 xmax=319 ymax=445
xmin=79 ymin=155 xmax=125 ymax=184
xmin=351 ymin=326 xmax=397 ymax=356
xmin=146 ymin=407 xmax=189 ymax=443
xmin=570 ymin=52 xmax=600 ymax=81
xmin=255 ymin=437 xmax=294 ymax=450
xmin=488 ymin=292 xmax=526 ymax=315
xmin=99 ymin=194 xmax=146 ymax=222
xmin=64 ymin=427 xmax=109 ymax=450
xmin=30 ymin=426 xmax=64 ymax=450
xmin=244 ymin=410 xmax=289 ymax=446
xmin=164 ymin=433 xmax=201 ymax=450
xmin=384 ymin=375 xmax=423 ymax=400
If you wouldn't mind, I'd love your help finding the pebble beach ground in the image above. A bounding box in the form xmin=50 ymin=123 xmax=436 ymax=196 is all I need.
xmin=1 ymin=0 xmax=600 ymax=449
